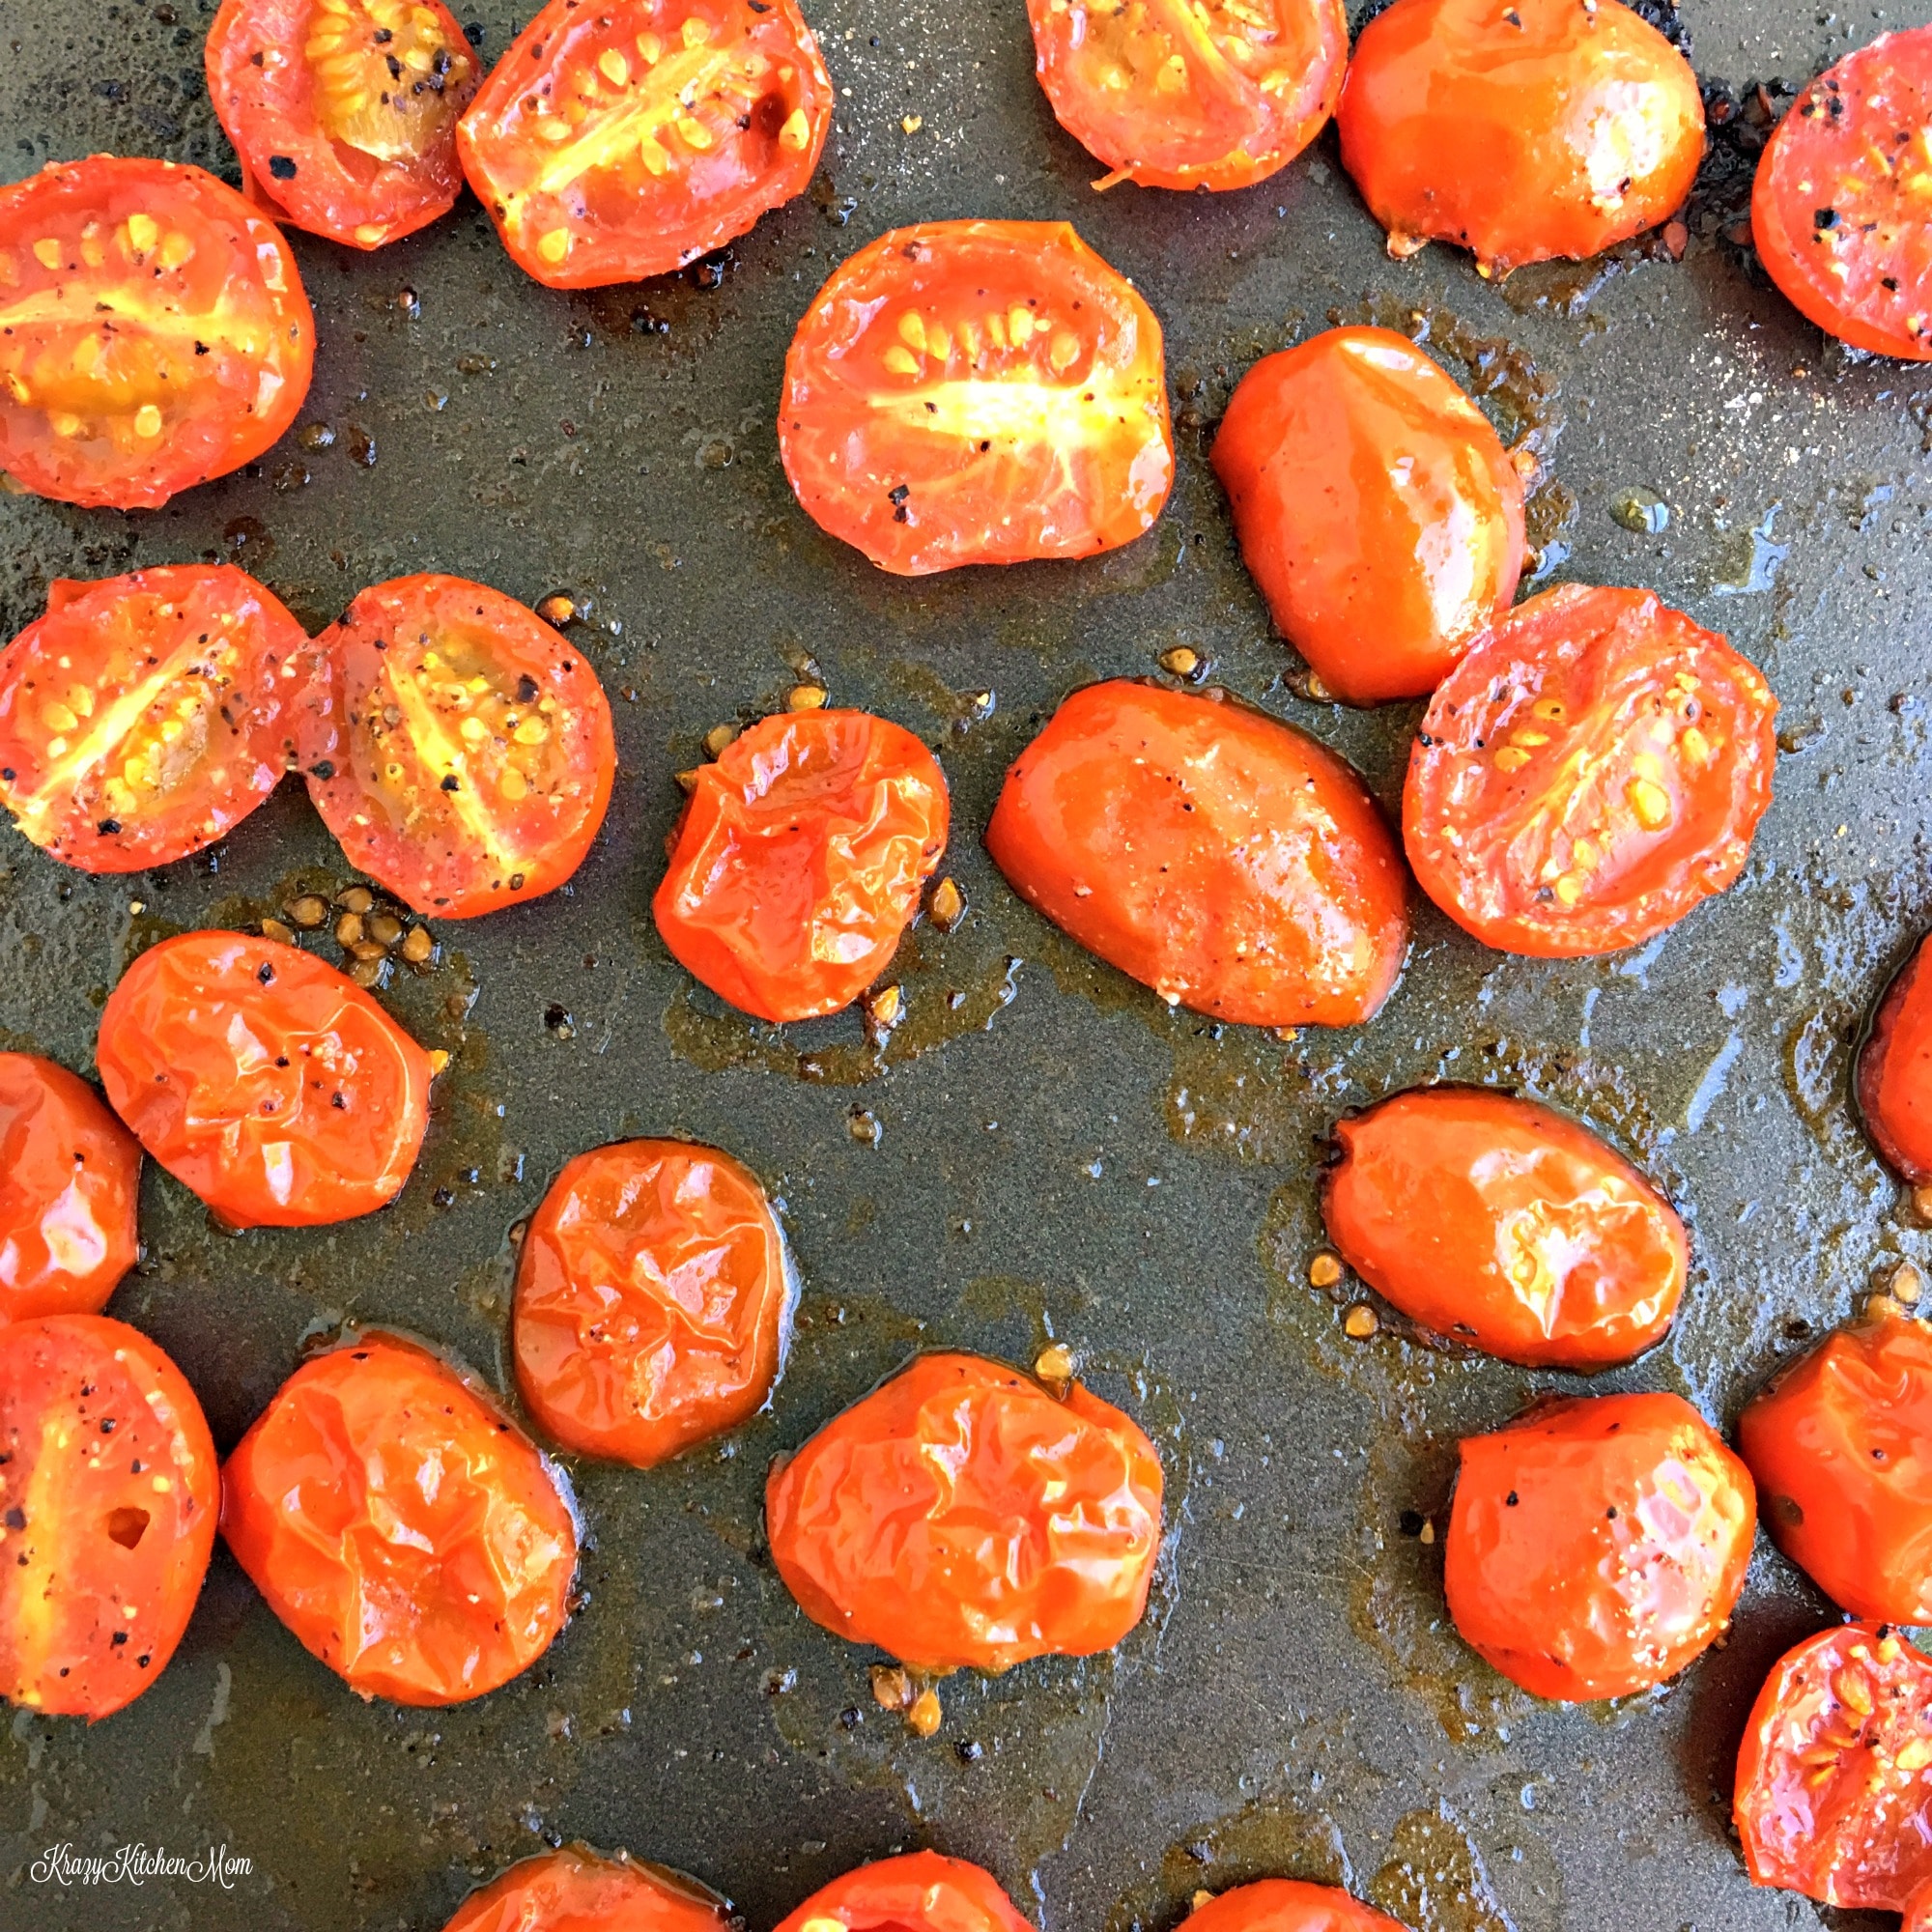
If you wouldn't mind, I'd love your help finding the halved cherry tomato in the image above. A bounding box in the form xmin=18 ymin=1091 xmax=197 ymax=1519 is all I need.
xmin=96 ymin=931 xmax=433 ymax=1228
xmin=513 ymin=1139 xmax=794 ymax=1467
xmin=443 ymin=1845 xmax=730 ymax=1932
xmin=1186 ymin=1881 xmax=1413 ymax=1932
xmin=206 ymin=0 xmax=480 ymax=250
xmin=221 ymin=1334 xmax=579 ymax=1704
xmin=779 ymin=220 xmax=1174 ymax=575
xmin=772 ymin=1852 xmax=1034 ymax=1932
xmin=1322 ymin=1087 xmax=1686 ymax=1368
xmin=1212 ymin=327 xmax=1525 ymax=706
xmin=0 ymin=566 xmax=312 ymax=873
xmin=1858 ymin=930 xmax=1932 ymax=1181
xmin=653 ymin=709 xmax=949 ymax=1024
xmin=1444 ymin=1391 xmax=1755 ymax=1700
xmin=1336 ymin=0 xmax=1705 ymax=276
xmin=299 ymin=575 xmax=616 ymax=918
xmin=986 ymin=679 xmax=1408 ymax=1028
xmin=0 ymin=156 xmax=314 ymax=509
xmin=0 ymin=1314 xmax=217 ymax=1719
xmin=1024 ymin=0 xmax=1347 ymax=191
xmin=457 ymin=0 xmax=832 ymax=289
xmin=1405 ymin=584 xmax=1777 ymax=957
xmin=766 ymin=1351 xmax=1163 ymax=1673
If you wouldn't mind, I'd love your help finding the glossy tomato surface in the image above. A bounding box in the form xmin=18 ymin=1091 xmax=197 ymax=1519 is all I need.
xmin=1186 ymin=1880 xmax=1413 ymax=1932
xmin=222 ymin=1335 xmax=579 ymax=1704
xmin=0 ymin=156 xmax=313 ymax=509
xmin=96 ymin=931 xmax=433 ymax=1228
xmin=986 ymin=680 xmax=1408 ymax=1028
xmin=653 ymin=709 xmax=949 ymax=1023
xmin=1337 ymin=0 xmax=1704 ymax=275
xmin=1444 ymin=1391 xmax=1755 ymax=1700
xmin=443 ymin=1845 xmax=729 ymax=1932
xmin=300 ymin=575 xmax=615 ymax=918
xmin=1405 ymin=584 xmax=1777 ymax=957
xmin=766 ymin=1352 xmax=1163 ymax=1673
xmin=0 ymin=1315 xmax=217 ymax=1719
xmin=772 ymin=1851 xmax=1036 ymax=1932
xmin=457 ymin=0 xmax=832 ymax=288
xmin=780 ymin=220 xmax=1173 ymax=575
xmin=1858 ymin=930 xmax=1932 ymax=1180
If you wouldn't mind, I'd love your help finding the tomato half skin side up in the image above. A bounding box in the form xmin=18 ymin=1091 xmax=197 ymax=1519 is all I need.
xmin=986 ymin=680 xmax=1409 ymax=1028
xmin=1185 ymin=1880 xmax=1415 ymax=1932
xmin=0 ymin=1315 xmax=218 ymax=1720
xmin=779 ymin=220 xmax=1174 ymax=575
xmin=442 ymin=1845 xmax=731 ymax=1932
xmin=1858 ymin=931 xmax=1932 ymax=1182
xmin=771 ymin=1851 xmax=1037 ymax=1932
xmin=0 ymin=156 xmax=314 ymax=510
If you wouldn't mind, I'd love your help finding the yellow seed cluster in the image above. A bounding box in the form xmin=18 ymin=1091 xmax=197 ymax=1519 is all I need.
xmin=305 ymin=0 xmax=471 ymax=160
xmin=880 ymin=301 xmax=1083 ymax=383
xmin=389 ymin=647 xmax=557 ymax=810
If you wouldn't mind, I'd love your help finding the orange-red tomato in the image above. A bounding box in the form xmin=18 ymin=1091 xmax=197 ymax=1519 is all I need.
xmin=1336 ymin=0 xmax=1705 ymax=276
xmin=772 ymin=1852 xmax=1035 ymax=1932
xmin=1405 ymin=584 xmax=1778 ymax=957
xmin=0 ymin=156 xmax=314 ymax=509
xmin=1212 ymin=327 xmax=1525 ymax=706
xmin=780 ymin=220 xmax=1173 ymax=575
xmin=457 ymin=0 xmax=832 ymax=289
xmin=1858 ymin=930 xmax=1932 ymax=1181
xmin=766 ymin=1351 xmax=1163 ymax=1673
xmin=222 ymin=1335 xmax=579 ymax=1705
xmin=513 ymin=1139 xmax=794 ymax=1467
xmin=96 ymin=931 xmax=433 ymax=1229
xmin=653 ymin=709 xmax=949 ymax=1024
xmin=1444 ymin=1391 xmax=1756 ymax=1701
xmin=443 ymin=1845 xmax=730 ymax=1932
xmin=0 ymin=1314 xmax=217 ymax=1719
xmin=1186 ymin=1881 xmax=1413 ymax=1932
xmin=986 ymin=680 xmax=1408 ymax=1028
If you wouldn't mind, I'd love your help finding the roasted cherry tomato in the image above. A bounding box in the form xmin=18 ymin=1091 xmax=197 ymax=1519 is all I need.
xmin=206 ymin=0 xmax=480 ymax=250
xmin=1336 ymin=0 xmax=1705 ymax=276
xmin=0 ymin=156 xmax=314 ymax=509
xmin=766 ymin=1351 xmax=1163 ymax=1673
xmin=0 ymin=1314 xmax=217 ymax=1719
xmin=444 ymin=1845 xmax=730 ymax=1932
xmin=222 ymin=1335 xmax=579 ymax=1704
xmin=1212 ymin=327 xmax=1525 ymax=706
xmin=457 ymin=0 xmax=832 ymax=289
xmin=1186 ymin=1881 xmax=1412 ymax=1932
xmin=0 ymin=566 xmax=311 ymax=873
xmin=780 ymin=220 xmax=1174 ymax=575
xmin=1405 ymin=584 xmax=1777 ymax=958
xmin=1858 ymin=930 xmax=1932 ymax=1181
xmin=654 ymin=709 xmax=949 ymax=1024
xmin=300 ymin=575 xmax=616 ymax=918
xmin=514 ymin=1139 xmax=794 ymax=1467
xmin=986 ymin=680 xmax=1408 ymax=1028
xmin=772 ymin=1852 xmax=1035 ymax=1932
xmin=96 ymin=931 xmax=433 ymax=1229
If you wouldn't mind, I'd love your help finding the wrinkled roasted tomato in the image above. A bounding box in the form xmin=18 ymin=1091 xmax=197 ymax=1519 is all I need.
xmin=766 ymin=1351 xmax=1163 ymax=1673
xmin=1185 ymin=1881 xmax=1413 ymax=1932
xmin=1858 ymin=930 xmax=1932 ymax=1181
xmin=96 ymin=931 xmax=433 ymax=1229
xmin=458 ymin=0 xmax=832 ymax=288
xmin=1212 ymin=327 xmax=1525 ymax=706
xmin=653 ymin=709 xmax=949 ymax=1023
xmin=1322 ymin=1087 xmax=1687 ymax=1368
xmin=1405 ymin=584 xmax=1777 ymax=957
xmin=443 ymin=1845 xmax=730 ymax=1932
xmin=0 ymin=156 xmax=314 ymax=509
xmin=1444 ymin=1391 xmax=1755 ymax=1700
xmin=987 ymin=680 xmax=1408 ymax=1028
xmin=780 ymin=220 xmax=1174 ymax=575
xmin=1337 ymin=0 xmax=1705 ymax=276
xmin=222 ymin=1335 xmax=579 ymax=1704
xmin=0 ymin=1314 xmax=217 ymax=1719
xmin=772 ymin=1852 xmax=1036 ymax=1932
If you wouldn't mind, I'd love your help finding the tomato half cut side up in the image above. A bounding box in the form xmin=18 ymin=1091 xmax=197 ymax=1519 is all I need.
xmin=771 ymin=1851 xmax=1037 ymax=1932
xmin=780 ymin=220 xmax=1174 ymax=575
xmin=1857 ymin=928 xmax=1932 ymax=1182
xmin=1185 ymin=1880 xmax=1416 ymax=1932
xmin=457 ymin=0 xmax=832 ymax=288
xmin=443 ymin=1846 xmax=732 ymax=1932
xmin=0 ymin=156 xmax=314 ymax=509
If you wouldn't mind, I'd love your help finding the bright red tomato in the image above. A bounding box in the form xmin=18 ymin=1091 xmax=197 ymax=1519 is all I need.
xmin=299 ymin=575 xmax=616 ymax=918
xmin=780 ymin=220 xmax=1174 ymax=575
xmin=222 ymin=1334 xmax=579 ymax=1705
xmin=1444 ymin=1391 xmax=1756 ymax=1701
xmin=457 ymin=0 xmax=832 ymax=289
xmin=1405 ymin=584 xmax=1778 ymax=957
xmin=772 ymin=1853 xmax=1035 ymax=1932
xmin=96 ymin=931 xmax=433 ymax=1229
xmin=0 ymin=1314 xmax=217 ymax=1719
xmin=766 ymin=1351 xmax=1163 ymax=1673
xmin=0 ymin=156 xmax=314 ymax=509
xmin=654 ymin=709 xmax=949 ymax=1024
xmin=986 ymin=679 xmax=1408 ymax=1028
xmin=1186 ymin=1881 xmax=1413 ymax=1932
xmin=1858 ymin=930 xmax=1932 ymax=1181
xmin=443 ymin=1845 xmax=730 ymax=1932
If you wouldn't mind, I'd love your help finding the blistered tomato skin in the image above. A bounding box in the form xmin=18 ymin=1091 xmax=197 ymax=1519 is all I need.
xmin=772 ymin=1851 xmax=1037 ymax=1932
xmin=987 ymin=680 xmax=1408 ymax=1028
xmin=1322 ymin=1088 xmax=1687 ymax=1369
xmin=1212 ymin=327 xmax=1525 ymax=706
xmin=442 ymin=1845 xmax=730 ymax=1932
xmin=1444 ymin=1392 xmax=1756 ymax=1701
xmin=1185 ymin=1880 xmax=1414 ymax=1932
xmin=765 ymin=1352 xmax=1164 ymax=1673
xmin=1857 ymin=932 xmax=1932 ymax=1181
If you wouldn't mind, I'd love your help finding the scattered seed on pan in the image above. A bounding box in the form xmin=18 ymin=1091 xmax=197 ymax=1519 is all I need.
xmin=1159 ymin=645 xmax=1201 ymax=678
xmin=337 ymin=887 xmax=374 ymax=917
xmin=1034 ymin=1342 xmax=1074 ymax=1386
xmin=336 ymin=913 xmax=365 ymax=947
xmin=367 ymin=912 xmax=403 ymax=949
xmin=261 ymin=918 xmax=295 ymax=945
xmin=704 ymin=722 xmax=740 ymax=757
xmin=286 ymin=895 xmax=327 ymax=928
xmin=788 ymin=684 xmax=828 ymax=711
xmin=847 ymin=1108 xmax=882 ymax=1146
xmin=1308 ymin=1251 xmax=1344 ymax=1289
xmin=399 ymin=926 xmax=435 ymax=966
xmin=536 ymin=594 xmax=576 ymax=625
xmin=1344 ymin=1303 xmax=1379 ymax=1340
xmin=869 ymin=1663 xmax=911 ymax=1710
xmin=907 ymin=1687 xmax=942 ymax=1736
xmin=927 ymin=876 xmax=966 ymax=930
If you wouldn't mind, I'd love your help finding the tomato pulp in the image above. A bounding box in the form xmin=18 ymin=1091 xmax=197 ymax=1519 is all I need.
xmin=1185 ymin=1881 xmax=1415 ymax=1932
xmin=1858 ymin=930 xmax=1932 ymax=1181
xmin=772 ymin=1852 xmax=1037 ymax=1932
xmin=443 ymin=1845 xmax=730 ymax=1932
